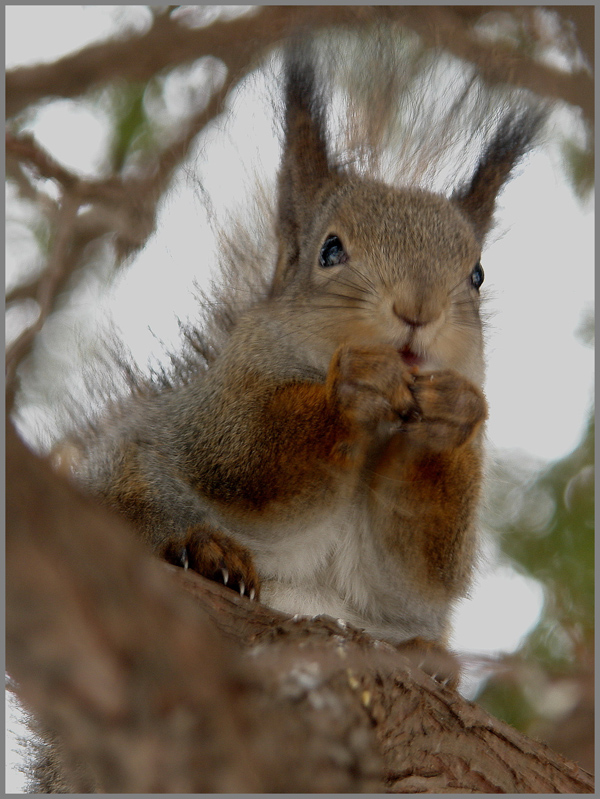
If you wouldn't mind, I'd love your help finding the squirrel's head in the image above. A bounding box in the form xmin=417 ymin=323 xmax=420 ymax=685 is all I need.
xmin=270 ymin=42 xmax=544 ymax=385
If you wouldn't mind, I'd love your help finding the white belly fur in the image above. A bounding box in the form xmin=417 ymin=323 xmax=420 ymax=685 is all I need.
xmin=236 ymin=506 xmax=448 ymax=644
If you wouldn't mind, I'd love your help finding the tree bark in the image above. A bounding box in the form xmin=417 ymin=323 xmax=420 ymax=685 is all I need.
xmin=6 ymin=421 xmax=594 ymax=793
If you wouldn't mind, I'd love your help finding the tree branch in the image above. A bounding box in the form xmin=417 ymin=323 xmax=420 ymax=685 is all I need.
xmin=5 ymin=71 xmax=234 ymax=389
xmin=6 ymin=6 xmax=593 ymax=123
xmin=6 ymin=193 xmax=80 ymax=401
xmin=6 ymin=421 xmax=594 ymax=793
xmin=393 ymin=6 xmax=593 ymax=125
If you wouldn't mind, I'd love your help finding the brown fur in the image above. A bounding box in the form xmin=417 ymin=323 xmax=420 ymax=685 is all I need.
xmin=64 ymin=34 xmax=543 ymax=642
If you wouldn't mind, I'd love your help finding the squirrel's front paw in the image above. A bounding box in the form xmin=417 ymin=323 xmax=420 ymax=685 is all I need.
xmin=160 ymin=526 xmax=260 ymax=600
xmin=329 ymin=344 xmax=416 ymax=427
xmin=409 ymin=370 xmax=487 ymax=450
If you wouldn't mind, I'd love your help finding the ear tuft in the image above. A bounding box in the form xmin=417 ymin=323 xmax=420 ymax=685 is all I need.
xmin=453 ymin=107 xmax=546 ymax=242
xmin=281 ymin=40 xmax=332 ymax=199
xmin=272 ymin=40 xmax=336 ymax=294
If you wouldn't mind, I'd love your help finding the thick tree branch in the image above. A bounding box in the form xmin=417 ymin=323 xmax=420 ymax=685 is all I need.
xmin=6 ymin=420 xmax=383 ymax=793
xmin=6 ymin=421 xmax=594 ymax=793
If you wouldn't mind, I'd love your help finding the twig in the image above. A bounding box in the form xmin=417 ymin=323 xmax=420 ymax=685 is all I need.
xmin=6 ymin=193 xmax=80 ymax=400
xmin=6 ymin=132 xmax=127 ymax=205
xmin=405 ymin=6 xmax=593 ymax=124
xmin=6 ymin=132 xmax=79 ymax=190
xmin=5 ymin=65 xmax=232 ymax=303
xmin=5 ymin=67 xmax=237 ymax=406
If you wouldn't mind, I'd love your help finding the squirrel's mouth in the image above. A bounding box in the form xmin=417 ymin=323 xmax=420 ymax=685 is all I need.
xmin=399 ymin=347 xmax=424 ymax=368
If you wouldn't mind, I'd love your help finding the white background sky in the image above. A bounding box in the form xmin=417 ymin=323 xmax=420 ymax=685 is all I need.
xmin=5 ymin=6 xmax=594 ymax=792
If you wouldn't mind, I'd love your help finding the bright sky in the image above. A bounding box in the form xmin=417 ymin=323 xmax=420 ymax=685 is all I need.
xmin=5 ymin=7 xmax=594 ymax=792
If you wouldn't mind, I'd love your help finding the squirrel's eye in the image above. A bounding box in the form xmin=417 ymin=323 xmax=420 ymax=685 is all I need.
xmin=470 ymin=261 xmax=484 ymax=290
xmin=319 ymin=235 xmax=348 ymax=268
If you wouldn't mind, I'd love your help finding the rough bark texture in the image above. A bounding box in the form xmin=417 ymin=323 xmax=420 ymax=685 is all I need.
xmin=6 ymin=422 xmax=594 ymax=793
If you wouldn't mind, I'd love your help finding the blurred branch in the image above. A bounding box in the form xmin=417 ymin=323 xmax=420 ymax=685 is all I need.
xmin=6 ymin=133 xmax=82 ymax=192
xmin=5 ymin=69 xmax=233 ymax=394
xmin=5 ymin=7 xmax=372 ymax=118
xmin=6 ymin=420 xmax=594 ymax=793
xmin=545 ymin=6 xmax=593 ymax=70
xmin=6 ymin=63 xmax=231 ymax=241
xmin=6 ymin=6 xmax=593 ymax=124
xmin=399 ymin=6 xmax=593 ymax=125
xmin=6 ymin=193 xmax=80 ymax=404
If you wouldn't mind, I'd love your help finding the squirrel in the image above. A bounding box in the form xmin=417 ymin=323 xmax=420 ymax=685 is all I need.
xmin=60 ymin=35 xmax=544 ymax=647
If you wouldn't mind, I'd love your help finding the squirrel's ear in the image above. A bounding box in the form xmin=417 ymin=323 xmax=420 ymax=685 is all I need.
xmin=272 ymin=44 xmax=336 ymax=294
xmin=452 ymin=108 xmax=545 ymax=243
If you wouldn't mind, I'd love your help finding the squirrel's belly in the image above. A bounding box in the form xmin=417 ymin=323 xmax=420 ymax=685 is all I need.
xmin=260 ymin=579 xmax=445 ymax=644
xmin=239 ymin=509 xmax=377 ymax=624
xmin=240 ymin=511 xmax=448 ymax=644
xmin=260 ymin=580 xmax=362 ymax=625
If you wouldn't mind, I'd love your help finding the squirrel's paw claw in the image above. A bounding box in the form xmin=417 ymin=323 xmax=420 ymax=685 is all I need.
xmin=395 ymin=636 xmax=460 ymax=689
xmin=181 ymin=548 xmax=189 ymax=571
xmin=160 ymin=526 xmax=261 ymax=601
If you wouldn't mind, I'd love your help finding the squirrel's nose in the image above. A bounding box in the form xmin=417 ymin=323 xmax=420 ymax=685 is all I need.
xmin=395 ymin=310 xmax=427 ymax=329
xmin=392 ymin=300 xmax=438 ymax=329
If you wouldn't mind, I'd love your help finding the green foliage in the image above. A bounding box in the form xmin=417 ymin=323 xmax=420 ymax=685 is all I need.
xmin=476 ymin=678 xmax=540 ymax=732
xmin=560 ymin=136 xmax=594 ymax=202
xmin=503 ymin=413 xmax=594 ymax=653
xmin=105 ymin=82 xmax=156 ymax=172
xmin=476 ymin=405 xmax=594 ymax=732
